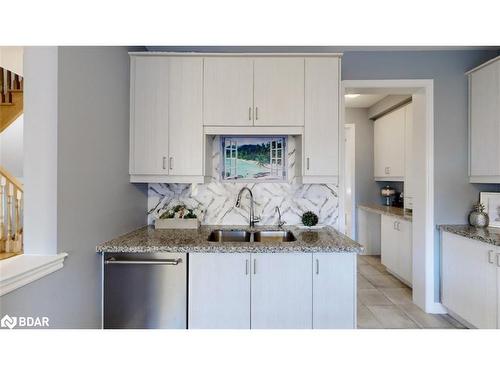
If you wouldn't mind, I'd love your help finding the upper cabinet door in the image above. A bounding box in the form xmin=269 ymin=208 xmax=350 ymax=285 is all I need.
xmin=469 ymin=61 xmax=500 ymax=178
xmin=168 ymin=57 xmax=203 ymax=176
xmin=304 ymin=57 xmax=339 ymax=179
xmin=253 ymin=58 xmax=305 ymax=126
xmin=203 ymin=57 xmax=254 ymax=126
xmin=130 ymin=57 xmax=169 ymax=175
xmin=374 ymin=106 xmax=405 ymax=180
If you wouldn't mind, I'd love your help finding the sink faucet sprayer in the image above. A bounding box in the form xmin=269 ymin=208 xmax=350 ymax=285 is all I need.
xmin=275 ymin=206 xmax=286 ymax=228
xmin=235 ymin=187 xmax=260 ymax=228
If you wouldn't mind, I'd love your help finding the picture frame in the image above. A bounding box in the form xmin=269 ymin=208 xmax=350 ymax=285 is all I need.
xmin=479 ymin=192 xmax=500 ymax=228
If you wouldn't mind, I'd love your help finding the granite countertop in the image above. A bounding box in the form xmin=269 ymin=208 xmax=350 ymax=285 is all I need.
xmin=96 ymin=225 xmax=364 ymax=254
xmin=358 ymin=203 xmax=413 ymax=222
xmin=438 ymin=224 xmax=500 ymax=247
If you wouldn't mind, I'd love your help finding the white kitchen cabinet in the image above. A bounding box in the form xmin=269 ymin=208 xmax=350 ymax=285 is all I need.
xmin=312 ymin=253 xmax=356 ymax=328
xmin=188 ymin=253 xmax=251 ymax=329
xmin=441 ymin=231 xmax=498 ymax=328
xmin=203 ymin=58 xmax=254 ymax=126
xmin=303 ymin=57 xmax=340 ymax=183
xmin=374 ymin=105 xmax=406 ymax=181
xmin=381 ymin=215 xmax=412 ymax=286
xmin=130 ymin=56 xmax=170 ymax=175
xmin=253 ymin=58 xmax=304 ymax=126
xmin=129 ymin=56 xmax=204 ymax=183
xmin=467 ymin=57 xmax=500 ymax=183
xmin=168 ymin=58 xmax=204 ymax=177
xmin=250 ymin=253 xmax=312 ymax=329
xmin=404 ymin=103 xmax=414 ymax=209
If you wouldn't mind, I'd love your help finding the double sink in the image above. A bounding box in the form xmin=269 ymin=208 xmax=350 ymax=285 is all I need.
xmin=208 ymin=229 xmax=297 ymax=243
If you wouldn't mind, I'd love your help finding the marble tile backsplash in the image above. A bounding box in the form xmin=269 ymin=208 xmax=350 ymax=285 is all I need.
xmin=147 ymin=136 xmax=339 ymax=227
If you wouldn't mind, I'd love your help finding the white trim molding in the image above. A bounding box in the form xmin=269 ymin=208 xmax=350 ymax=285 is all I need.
xmin=0 ymin=253 xmax=68 ymax=296
xmin=342 ymin=79 xmax=442 ymax=314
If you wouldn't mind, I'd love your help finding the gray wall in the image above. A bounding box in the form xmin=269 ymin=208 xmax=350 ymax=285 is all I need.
xmin=345 ymin=108 xmax=379 ymax=238
xmin=0 ymin=47 xmax=147 ymax=328
xmin=341 ymin=50 xmax=500 ymax=225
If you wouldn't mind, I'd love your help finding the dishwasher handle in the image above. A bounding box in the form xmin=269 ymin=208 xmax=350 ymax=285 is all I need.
xmin=105 ymin=257 xmax=182 ymax=265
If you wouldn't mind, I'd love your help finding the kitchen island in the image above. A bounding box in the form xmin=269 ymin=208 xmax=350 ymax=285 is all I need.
xmin=97 ymin=225 xmax=363 ymax=329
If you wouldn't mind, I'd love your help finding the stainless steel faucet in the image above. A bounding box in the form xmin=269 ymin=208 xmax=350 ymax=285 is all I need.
xmin=275 ymin=206 xmax=286 ymax=228
xmin=235 ymin=187 xmax=260 ymax=228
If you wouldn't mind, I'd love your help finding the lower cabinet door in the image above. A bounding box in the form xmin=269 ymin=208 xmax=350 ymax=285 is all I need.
xmin=381 ymin=215 xmax=398 ymax=272
xmin=313 ymin=253 xmax=356 ymax=328
xmin=398 ymin=220 xmax=413 ymax=285
xmin=188 ymin=253 xmax=251 ymax=329
xmin=251 ymin=253 xmax=313 ymax=329
xmin=441 ymin=232 xmax=497 ymax=328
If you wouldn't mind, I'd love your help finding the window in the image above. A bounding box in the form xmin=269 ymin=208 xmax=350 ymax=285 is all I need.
xmin=221 ymin=136 xmax=286 ymax=181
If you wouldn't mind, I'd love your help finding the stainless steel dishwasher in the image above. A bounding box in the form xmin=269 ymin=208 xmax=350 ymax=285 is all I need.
xmin=103 ymin=252 xmax=187 ymax=329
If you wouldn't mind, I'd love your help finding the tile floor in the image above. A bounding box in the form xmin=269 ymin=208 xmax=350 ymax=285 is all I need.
xmin=357 ymin=255 xmax=465 ymax=329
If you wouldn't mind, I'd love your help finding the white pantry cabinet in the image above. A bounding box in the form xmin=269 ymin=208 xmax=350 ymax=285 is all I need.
xmin=203 ymin=58 xmax=254 ymax=126
xmin=467 ymin=57 xmax=500 ymax=183
xmin=312 ymin=253 xmax=356 ymax=328
xmin=303 ymin=57 xmax=340 ymax=183
xmin=374 ymin=105 xmax=406 ymax=181
xmin=188 ymin=253 xmax=250 ymax=329
xmin=381 ymin=215 xmax=412 ymax=286
xmin=251 ymin=253 xmax=312 ymax=329
xmin=129 ymin=56 xmax=204 ymax=183
xmin=441 ymin=232 xmax=498 ymax=328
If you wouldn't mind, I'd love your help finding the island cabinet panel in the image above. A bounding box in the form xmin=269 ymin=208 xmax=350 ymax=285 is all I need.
xmin=250 ymin=253 xmax=313 ymax=329
xmin=203 ymin=57 xmax=254 ymax=126
xmin=312 ymin=253 xmax=356 ymax=328
xmin=188 ymin=253 xmax=251 ymax=329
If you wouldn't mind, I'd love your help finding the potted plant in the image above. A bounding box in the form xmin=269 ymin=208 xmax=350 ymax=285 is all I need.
xmin=155 ymin=204 xmax=203 ymax=229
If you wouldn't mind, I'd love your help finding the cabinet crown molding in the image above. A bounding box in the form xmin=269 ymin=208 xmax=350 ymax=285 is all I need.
xmin=129 ymin=52 xmax=343 ymax=58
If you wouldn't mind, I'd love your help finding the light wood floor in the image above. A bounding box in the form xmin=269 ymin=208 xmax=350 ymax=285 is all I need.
xmin=357 ymin=255 xmax=465 ymax=329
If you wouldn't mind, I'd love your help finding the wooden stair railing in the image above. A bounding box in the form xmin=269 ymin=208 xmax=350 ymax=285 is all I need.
xmin=0 ymin=165 xmax=23 ymax=260
xmin=0 ymin=67 xmax=23 ymax=134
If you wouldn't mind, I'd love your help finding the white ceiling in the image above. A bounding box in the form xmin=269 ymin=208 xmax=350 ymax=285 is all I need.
xmin=345 ymin=94 xmax=387 ymax=108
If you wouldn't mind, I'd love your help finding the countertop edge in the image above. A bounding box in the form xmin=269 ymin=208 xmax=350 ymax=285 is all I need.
xmin=358 ymin=204 xmax=413 ymax=222
xmin=438 ymin=224 xmax=500 ymax=247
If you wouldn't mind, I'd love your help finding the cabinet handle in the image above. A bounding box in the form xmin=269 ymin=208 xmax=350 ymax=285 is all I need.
xmin=253 ymin=258 xmax=256 ymax=274
xmin=488 ymin=250 xmax=495 ymax=264
xmin=245 ymin=259 xmax=249 ymax=275
xmin=316 ymin=259 xmax=319 ymax=275
xmin=393 ymin=221 xmax=397 ymax=230
xmin=397 ymin=222 xmax=400 ymax=231
xmin=169 ymin=157 xmax=173 ymax=170
xmin=496 ymin=253 xmax=500 ymax=267
xmin=249 ymin=107 xmax=252 ymax=121
xmin=162 ymin=156 xmax=167 ymax=170
xmin=255 ymin=107 xmax=258 ymax=120
xmin=307 ymin=157 xmax=310 ymax=170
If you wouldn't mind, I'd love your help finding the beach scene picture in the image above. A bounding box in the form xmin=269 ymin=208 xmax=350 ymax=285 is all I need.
xmin=222 ymin=136 xmax=286 ymax=181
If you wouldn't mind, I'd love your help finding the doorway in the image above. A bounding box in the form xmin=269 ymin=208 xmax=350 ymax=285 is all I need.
xmin=341 ymin=80 xmax=443 ymax=314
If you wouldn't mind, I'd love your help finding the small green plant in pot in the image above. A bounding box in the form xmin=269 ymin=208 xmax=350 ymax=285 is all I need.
xmin=301 ymin=211 xmax=319 ymax=227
